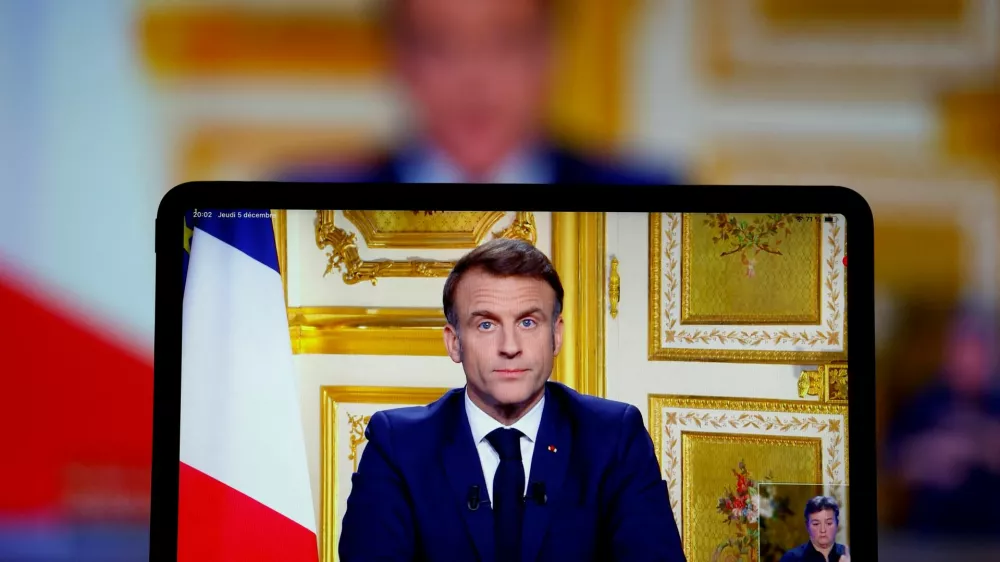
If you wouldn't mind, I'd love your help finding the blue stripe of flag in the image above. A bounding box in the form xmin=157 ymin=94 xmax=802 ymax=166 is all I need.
xmin=184 ymin=210 xmax=280 ymax=281
xmin=182 ymin=210 xmax=193 ymax=294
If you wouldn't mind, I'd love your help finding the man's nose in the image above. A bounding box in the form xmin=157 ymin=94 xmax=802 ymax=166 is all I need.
xmin=498 ymin=326 xmax=522 ymax=357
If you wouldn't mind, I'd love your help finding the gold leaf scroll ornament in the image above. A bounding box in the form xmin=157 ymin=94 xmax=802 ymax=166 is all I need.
xmin=797 ymin=362 xmax=848 ymax=402
xmin=317 ymin=211 xmax=537 ymax=285
xmin=346 ymin=413 xmax=371 ymax=472
xmin=492 ymin=211 xmax=537 ymax=245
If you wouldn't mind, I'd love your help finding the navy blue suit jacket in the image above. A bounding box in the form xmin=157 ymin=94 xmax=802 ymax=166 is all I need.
xmin=277 ymin=145 xmax=683 ymax=186
xmin=339 ymin=382 xmax=686 ymax=562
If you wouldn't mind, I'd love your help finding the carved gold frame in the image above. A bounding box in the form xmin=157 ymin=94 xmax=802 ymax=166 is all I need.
xmin=798 ymin=362 xmax=849 ymax=402
xmin=315 ymin=210 xmax=537 ymax=285
xmin=679 ymin=214 xmax=823 ymax=325
xmin=320 ymin=386 xmax=451 ymax=562
xmin=341 ymin=210 xmax=510 ymax=249
xmin=649 ymin=395 xmax=849 ymax=561
xmin=649 ymin=212 xmax=848 ymax=363
xmin=274 ymin=211 xmax=607 ymax=397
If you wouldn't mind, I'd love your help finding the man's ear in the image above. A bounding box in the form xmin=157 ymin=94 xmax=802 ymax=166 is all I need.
xmin=443 ymin=324 xmax=463 ymax=364
xmin=552 ymin=315 xmax=564 ymax=356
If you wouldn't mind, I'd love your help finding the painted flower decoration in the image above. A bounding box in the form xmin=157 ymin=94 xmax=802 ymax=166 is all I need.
xmin=711 ymin=460 xmax=771 ymax=562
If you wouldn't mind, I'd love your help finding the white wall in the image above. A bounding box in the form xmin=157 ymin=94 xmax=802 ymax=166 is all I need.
xmin=294 ymin=353 xmax=465 ymax=522
xmin=0 ymin=0 xmax=162 ymax=352
xmin=605 ymin=212 xmax=818 ymax=428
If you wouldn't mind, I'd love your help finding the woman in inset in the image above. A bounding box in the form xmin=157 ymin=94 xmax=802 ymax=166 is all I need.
xmin=779 ymin=496 xmax=850 ymax=562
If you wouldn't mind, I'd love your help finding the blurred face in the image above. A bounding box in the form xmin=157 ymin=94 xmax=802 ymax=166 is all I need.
xmin=444 ymin=269 xmax=563 ymax=421
xmin=807 ymin=509 xmax=838 ymax=550
xmin=395 ymin=0 xmax=552 ymax=177
xmin=946 ymin=333 xmax=992 ymax=394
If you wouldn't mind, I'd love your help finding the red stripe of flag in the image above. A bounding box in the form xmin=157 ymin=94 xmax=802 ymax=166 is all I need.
xmin=178 ymin=462 xmax=318 ymax=561
xmin=0 ymin=269 xmax=152 ymax=517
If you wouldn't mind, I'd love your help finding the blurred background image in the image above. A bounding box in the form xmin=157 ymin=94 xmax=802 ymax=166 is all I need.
xmin=2 ymin=0 xmax=1000 ymax=559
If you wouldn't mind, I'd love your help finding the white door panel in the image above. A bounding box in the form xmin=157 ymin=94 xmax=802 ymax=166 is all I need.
xmin=605 ymin=212 xmax=804 ymax=428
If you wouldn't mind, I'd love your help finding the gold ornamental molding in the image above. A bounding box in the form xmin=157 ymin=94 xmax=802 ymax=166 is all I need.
xmin=798 ymin=362 xmax=849 ymax=403
xmin=288 ymin=307 xmax=447 ymax=356
xmin=493 ymin=212 xmax=539 ymax=245
xmin=321 ymin=386 xmax=451 ymax=562
xmin=272 ymin=210 xmax=288 ymax=304
xmin=649 ymin=213 xmax=847 ymax=363
xmin=680 ymin=214 xmax=823 ymax=325
xmin=551 ymin=213 xmax=606 ymax=398
xmin=649 ymin=394 xmax=849 ymax=561
xmin=341 ymin=210 xmax=511 ymax=249
xmin=316 ymin=211 xmax=538 ymax=286
xmin=608 ymin=256 xmax=621 ymax=319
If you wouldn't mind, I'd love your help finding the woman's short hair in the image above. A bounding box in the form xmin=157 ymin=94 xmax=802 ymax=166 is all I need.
xmin=804 ymin=496 xmax=840 ymax=524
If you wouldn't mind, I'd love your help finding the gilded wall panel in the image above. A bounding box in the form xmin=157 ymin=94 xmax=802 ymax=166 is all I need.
xmin=650 ymin=395 xmax=848 ymax=561
xmin=320 ymin=386 xmax=451 ymax=562
xmin=649 ymin=213 xmax=847 ymax=363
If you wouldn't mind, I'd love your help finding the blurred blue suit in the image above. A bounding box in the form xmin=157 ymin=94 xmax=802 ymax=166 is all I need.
xmin=339 ymin=381 xmax=686 ymax=562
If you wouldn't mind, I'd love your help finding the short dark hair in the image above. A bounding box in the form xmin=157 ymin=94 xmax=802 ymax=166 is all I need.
xmin=443 ymin=238 xmax=563 ymax=329
xmin=804 ymin=496 xmax=840 ymax=524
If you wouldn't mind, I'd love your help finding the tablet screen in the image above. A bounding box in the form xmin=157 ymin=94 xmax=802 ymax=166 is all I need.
xmin=176 ymin=209 xmax=852 ymax=562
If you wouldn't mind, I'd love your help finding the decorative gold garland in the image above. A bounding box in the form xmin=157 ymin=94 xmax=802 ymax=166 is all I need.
xmin=660 ymin=409 xmax=846 ymax=525
xmin=346 ymin=413 xmax=371 ymax=472
xmin=662 ymin=214 xmax=843 ymax=347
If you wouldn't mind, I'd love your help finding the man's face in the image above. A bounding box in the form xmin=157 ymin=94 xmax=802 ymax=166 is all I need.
xmin=444 ymin=269 xmax=563 ymax=412
xmin=946 ymin=334 xmax=992 ymax=395
xmin=807 ymin=509 xmax=838 ymax=550
xmin=395 ymin=0 xmax=552 ymax=176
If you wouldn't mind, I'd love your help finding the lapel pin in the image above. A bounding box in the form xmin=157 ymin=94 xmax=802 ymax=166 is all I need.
xmin=547 ymin=445 xmax=557 ymax=453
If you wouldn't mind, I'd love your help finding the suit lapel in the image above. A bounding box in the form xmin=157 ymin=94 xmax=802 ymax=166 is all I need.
xmin=441 ymin=395 xmax=495 ymax=562
xmin=521 ymin=386 xmax=573 ymax=562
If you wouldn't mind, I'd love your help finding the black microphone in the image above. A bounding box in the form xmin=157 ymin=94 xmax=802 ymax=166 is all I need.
xmin=467 ymin=485 xmax=485 ymax=511
xmin=525 ymin=482 xmax=547 ymax=505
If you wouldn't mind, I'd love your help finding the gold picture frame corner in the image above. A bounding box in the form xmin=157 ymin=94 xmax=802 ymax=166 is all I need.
xmin=319 ymin=385 xmax=453 ymax=561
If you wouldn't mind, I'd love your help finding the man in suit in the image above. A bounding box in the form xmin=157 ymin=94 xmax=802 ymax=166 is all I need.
xmin=281 ymin=0 xmax=680 ymax=185
xmin=339 ymin=238 xmax=685 ymax=561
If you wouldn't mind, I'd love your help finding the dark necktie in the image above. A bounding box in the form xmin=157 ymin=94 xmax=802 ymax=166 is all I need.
xmin=486 ymin=428 xmax=525 ymax=562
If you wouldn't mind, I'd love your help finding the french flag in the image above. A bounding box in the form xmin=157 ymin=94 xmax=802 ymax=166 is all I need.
xmin=179 ymin=211 xmax=318 ymax=560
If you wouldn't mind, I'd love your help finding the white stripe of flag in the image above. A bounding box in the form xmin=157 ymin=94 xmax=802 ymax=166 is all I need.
xmin=180 ymin=213 xmax=317 ymax=560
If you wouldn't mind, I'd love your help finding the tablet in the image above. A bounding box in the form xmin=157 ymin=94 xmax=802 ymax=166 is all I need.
xmin=153 ymin=184 xmax=874 ymax=562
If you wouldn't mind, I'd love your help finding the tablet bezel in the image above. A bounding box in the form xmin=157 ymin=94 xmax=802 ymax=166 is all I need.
xmin=152 ymin=183 xmax=875 ymax=561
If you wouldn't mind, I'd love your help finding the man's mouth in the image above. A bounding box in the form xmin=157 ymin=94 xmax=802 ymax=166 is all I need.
xmin=495 ymin=369 xmax=527 ymax=376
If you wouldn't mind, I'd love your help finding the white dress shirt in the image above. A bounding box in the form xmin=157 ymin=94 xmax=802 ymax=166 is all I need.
xmin=398 ymin=141 xmax=554 ymax=184
xmin=464 ymin=389 xmax=545 ymax=503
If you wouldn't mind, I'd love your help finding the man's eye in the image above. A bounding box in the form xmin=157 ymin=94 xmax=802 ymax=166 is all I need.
xmin=520 ymin=319 xmax=536 ymax=328
xmin=478 ymin=321 xmax=493 ymax=330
